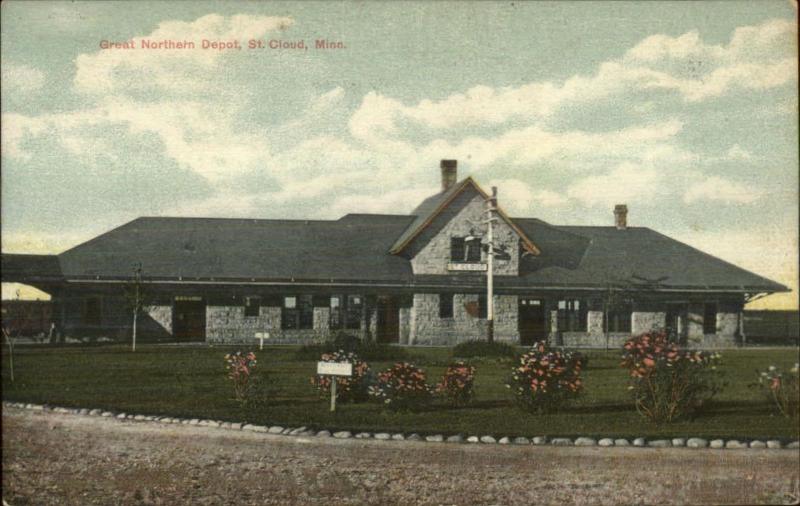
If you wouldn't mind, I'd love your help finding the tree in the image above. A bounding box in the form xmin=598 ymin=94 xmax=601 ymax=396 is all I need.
xmin=123 ymin=263 xmax=148 ymax=352
xmin=1 ymin=290 xmax=38 ymax=382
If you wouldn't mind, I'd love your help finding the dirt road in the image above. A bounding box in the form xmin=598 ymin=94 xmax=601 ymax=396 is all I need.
xmin=2 ymin=407 xmax=798 ymax=505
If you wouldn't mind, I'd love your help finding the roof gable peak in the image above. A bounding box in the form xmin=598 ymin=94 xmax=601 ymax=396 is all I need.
xmin=390 ymin=176 xmax=540 ymax=255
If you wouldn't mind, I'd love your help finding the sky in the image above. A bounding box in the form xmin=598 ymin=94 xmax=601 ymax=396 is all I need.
xmin=1 ymin=1 xmax=797 ymax=309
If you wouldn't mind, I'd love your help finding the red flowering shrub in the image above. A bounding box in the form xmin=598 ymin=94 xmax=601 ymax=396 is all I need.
xmin=369 ymin=362 xmax=432 ymax=411
xmin=753 ymin=363 xmax=799 ymax=418
xmin=312 ymin=350 xmax=372 ymax=403
xmin=621 ymin=331 xmax=724 ymax=424
xmin=224 ymin=351 xmax=257 ymax=402
xmin=506 ymin=341 xmax=584 ymax=413
xmin=436 ymin=361 xmax=476 ymax=406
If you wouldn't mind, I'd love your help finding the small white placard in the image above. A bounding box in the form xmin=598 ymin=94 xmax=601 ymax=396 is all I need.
xmin=317 ymin=362 xmax=353 ymax=376
xmin=447 ymin=262 xmax=487 ymax=272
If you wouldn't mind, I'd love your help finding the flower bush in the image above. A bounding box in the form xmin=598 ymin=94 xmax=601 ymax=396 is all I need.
xmin=369 ymin=362 xmax=432 ymax=411
xmin=754 ymin=363 xmax=799 ymax=418
xmin=224 ymin=351 xmax=257 ymax=403
xmin=436 ymin=361 xmax=476 ymax=406
xmin=311 ymin=350 xmax=372 ymax=403
xmin=621 ymin=331 xmax=724 ymax=424
xmin=505 ymin=341 xmax=584 ymax=413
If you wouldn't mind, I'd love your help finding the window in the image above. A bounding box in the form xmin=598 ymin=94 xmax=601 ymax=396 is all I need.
xmin=330 ymin=294 xmax=364 ymax=330
xmin=465 ymin=238 xmax=482 ymax=262
xmin=439 ymin=293 xmax=454 ymax=318
xmin=703 ymin=303 xmax=717 ymax=334
xmin=346 ymin=295 xmax=363 ymax=330
xmin=478 ymin=294 xmax=487 ymax=319
xmin=82 ymin=297 xmax=102 ymax=325
xmin=451 ymin=237 xmax=482 ymax=263
xmin=244 ymin=296 xmax=261 ymax=317
xmin=330 ymin=295 xmax=343 ymax=329
xmin=607 ymin=303 xmax=632 ymax=333
xmin=282 ymin=295 xmax=313 ymax=330
xmin=558 ymin=299 xmax=587 ymax=332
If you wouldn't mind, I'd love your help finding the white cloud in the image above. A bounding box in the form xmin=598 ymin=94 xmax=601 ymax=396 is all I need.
xmin=726 ymin=144 xmax=752 ymax=160
xmin=567 ymin=163 xmax=662 ymax=207
xmin=683 ymin=175 xmax=762 ymax=204
xmin=349 ymin=19 xmax=796 ymax=139
xmin=1 ymin=63 xmax=45 ymax=95
xmin=489 ymin=179 xmax=568 ymax=215
xmin=1 ymin=113 xmax=47 ymax=160
xmin=74 ymin=14 xmax=293 ymax=94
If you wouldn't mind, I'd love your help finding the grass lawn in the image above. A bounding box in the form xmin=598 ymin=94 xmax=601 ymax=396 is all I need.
xmin=2 ymin=344 xmax=798 ymax=440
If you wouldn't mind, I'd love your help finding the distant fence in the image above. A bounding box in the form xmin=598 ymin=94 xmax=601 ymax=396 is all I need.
xmin=744 ymin=310 xmax=799 ymax=346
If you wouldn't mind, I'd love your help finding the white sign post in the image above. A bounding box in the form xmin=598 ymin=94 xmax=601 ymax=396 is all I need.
xmin=317 ymin=361 xmax=353 ymax=412
xmin=254 ymin=332 xmax=270 ymax=350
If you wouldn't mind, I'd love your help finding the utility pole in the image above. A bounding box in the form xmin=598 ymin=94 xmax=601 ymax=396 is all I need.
xmin=486 ymin=187 xmax=497 ymax=343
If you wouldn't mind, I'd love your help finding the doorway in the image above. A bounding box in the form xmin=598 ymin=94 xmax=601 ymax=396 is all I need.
xmin=173 ymin=297 xmax=206 ymax=342
xmin=376 ymin=296 xmax=400 ymax=343
xmin=665 ymin=303 xmax=688 ymax=345
xmin=519 ymin=298 xmax=547 ymax=346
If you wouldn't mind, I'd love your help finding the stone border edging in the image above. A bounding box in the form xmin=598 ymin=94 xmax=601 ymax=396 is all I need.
xmin=4 ymin=402 xmax=799 ymax=451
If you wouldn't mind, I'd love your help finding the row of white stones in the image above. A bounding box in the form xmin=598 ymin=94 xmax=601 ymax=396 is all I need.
xmin=5 ymin=402 xmax=798 ymax=450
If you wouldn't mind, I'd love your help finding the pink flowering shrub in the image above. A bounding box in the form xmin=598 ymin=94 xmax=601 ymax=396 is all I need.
xmin=621 ymin=331 xmax=724 ymax=424
xmin=436 ymin=361 xmax=476 ymax=407
xmin=369 ymin=362 xmax=432 ymax=411
xmin=224 ymin=351 xmax=257 ymax=402
xmin=312 ymin=350 xmax=372 ymax=402
xmin=753 ymin=363 xmax=799 ymax=418
xmin=506 ymin=341 xmax=584 ymax=413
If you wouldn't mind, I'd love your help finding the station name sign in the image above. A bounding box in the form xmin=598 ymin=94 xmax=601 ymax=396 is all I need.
xmin=447 ymin=262 xmax=488 ymax=272
xmin=316 ymin=362 xmax=353 ymax=376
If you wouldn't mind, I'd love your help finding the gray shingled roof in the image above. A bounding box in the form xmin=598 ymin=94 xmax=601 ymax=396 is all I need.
xmin=390 ymin=178 xmax=470 ymax=253
xmin=55 ymin=214 xmax=415 ymax=282
xmin=1 ymin=254 xmax=63 ymax=284
xmin=512 ymin=222 xmax=788 ymax=292
xmin=1 ymin=212 xmax=788 ymax=293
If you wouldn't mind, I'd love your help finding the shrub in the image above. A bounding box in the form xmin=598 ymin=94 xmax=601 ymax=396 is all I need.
xmin=753 ymin=363 xmax=799 ymax=418
xmin=294 ymin=333 xmax=407 ymax=361
xmin=330 ymin=331 xmax=362 ymax=352
xmin=358 ymin=341 xmax=409 ymax=361
xmin=621 ymin=331 xmax=724 ymax=424
xmin=311 ymin=350 xmax=372 ymax=403
xmin=224 ymin=351 xmax=258 ymax=403
xmin=369 ymin=362 xmax=432 ymax=411
xmin=453 ymin=339 xmax=517 ymax=359
xmin=436 ymin=361 xmax=476 ymax=407
xmin=506 ymin=341 xmax=584 ymax=413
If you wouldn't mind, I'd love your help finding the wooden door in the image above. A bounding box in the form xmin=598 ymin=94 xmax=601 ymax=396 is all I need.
xmin=173 ymin=298 xmax=206 ymax=342
xmin=519 ymin=298 xmax=547 ymax=346
xmin=376 ymin=296 xmax=400 ymax=343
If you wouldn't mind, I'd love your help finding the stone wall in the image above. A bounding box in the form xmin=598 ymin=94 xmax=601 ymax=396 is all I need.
xmin=705 ymin=311 xmax=739 ymax=348
xmin=560 ymin=332 xmax=631 ymax=348
xmin=144 ymin=305 xmax=172 ymax=334
xmin=205 ymin=305 xmax=329 ymax=344
xmin=409 ymin=293 xmax=518 ymax=345
xmin=399 ymin=307 xmax=411 ymax=345
xmin=410 ymin=195 xmax=519 ymax=276
xmin=631 ymin=311 xmax=666 ymax=335
xmin=686 ymin=303 xmax=705 ymax=346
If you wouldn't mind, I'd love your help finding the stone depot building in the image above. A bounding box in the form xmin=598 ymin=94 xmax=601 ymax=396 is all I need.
xmin=2 ymin=161 xmax=788 ymax=348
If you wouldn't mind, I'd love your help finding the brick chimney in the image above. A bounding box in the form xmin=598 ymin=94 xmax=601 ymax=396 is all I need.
xmin=614 ymin=204 xmax=628 ymax=230
xmin=440 ymin=159 xmax=457 ymax=192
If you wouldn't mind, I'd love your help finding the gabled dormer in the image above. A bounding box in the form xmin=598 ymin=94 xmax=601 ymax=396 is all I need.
xmin=390 ymin=160 xmax=539 ymax=276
